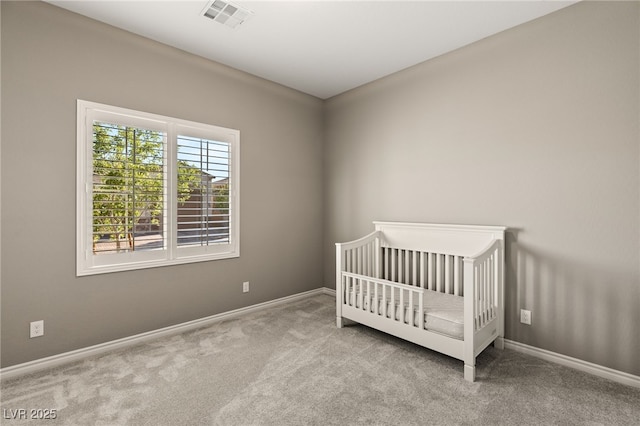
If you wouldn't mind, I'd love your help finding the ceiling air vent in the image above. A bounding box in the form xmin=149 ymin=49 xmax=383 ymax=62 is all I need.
xmin=201 ymin=0 xmax=254 ymax=29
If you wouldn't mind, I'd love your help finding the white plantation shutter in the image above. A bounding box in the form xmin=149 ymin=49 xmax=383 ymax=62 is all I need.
xmin=77 ymin=100 xmax=239 ymax=276
xmin=92 ymin=122 xmax=167 ymax=255
xmin=176 ymin=135 xmax=231 ymax=248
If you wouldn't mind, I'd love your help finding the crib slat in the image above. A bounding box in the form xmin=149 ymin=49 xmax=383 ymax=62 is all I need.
xmin=488 ymin=258 xmax=492 ymax=321
xmin=365 ymin=245 xmax=368 ymax=276
xmin=390 ymin=285 xmax=396 ymax=321
xmin=391 ymin=249 xmax=396 ymax=282
xmin=475 ymin=268 xmax=479 ymax=326
xmin=351 ymin=273 xmax=356 ymax=308
xmin=420 ymin=252 xmax=425 ymax=289
xmin=352 ymin=247 xmax=356 ymax=275
xmin=400 ymin=288 xmax=404 ymax=323
xmin=360 ymin=245 xmax=367 ymax=276
xmin=474 ymin=266 xmax=480 ymax=330
xmin=409 ymin=291 xmax=414 ymax=326
xmin=348 ymin=269 xmax=353 ymax=306
xmin=346 ymin=250 xmax=352 ymax=302
xmin=487 ymin=258 xmax=492 ymax=319
xmin=454 ymin=256 xmax=460 ymax=296
xmin=490 ymin=254 xmax=495 ymax=319
xmin=483 ymin=262 xmax=488 ymax=327
xmin=413 ymin=251 xmax=418 ymax=287
xmin=436 ymin=254 xmax=443 ymax=292
xmin=374 ymin=238 xmax=381 ymax=279
xmin=382 ymin=248 xmax=386 ymax=280
xmin=418 ymin=289 xmax=424 ymax=330
xmin=383 ymin=285 xmax=388 ymax=318
xmin=427 ymin=253 xmax=433 ymax=290
xmin=362 ymin=247 xmax=365 ymax=276
xmin=405 ymin=250 xmax=410 ymax=285
xmin=370 ymin=242 xmax=374 ymax=276
xmin=364 ymin=244 xmax=369 ymax=277
xmin=374 ymin=282 xmax=379 ymax=315
xmin=341 ymin=252 xmax=347 ymax=303
xmin=445 ymin=255 xmax=451 ymax=294
xmin=403 ymin=249 xmax=408 ymax=284
xmin=483 ymin=262 xmax=488 ymax=326
xmin=485 ymin=256 xmax=491 ymax=320
xmin=341 ymin=274 xmax=346 ymax=306
xmin=485 ymin=261 xmax=489 ymax=325
xmin=384 ymin=248 xmax=389 ymax=281
xmin=370 ymin=240 xmax=375 ymax=278
xmin=346 ymin=275 xmax=351 ymax=307
xmin=476 ymin=265 xmax=482 ymax=330
xmin=370 ymin=242 xmax=374 ymax=277
xmin=479 ymin=263 xmax=484 ymax=326
xmin=493 ymin=253 xmax=497 ymax=318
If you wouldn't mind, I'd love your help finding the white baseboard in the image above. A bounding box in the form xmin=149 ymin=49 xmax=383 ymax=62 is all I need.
xmin=504 ymin=339 xmax=640 ymax=389
xmin=0 ymin=287 xmax=332 ymax=381
xmin=322 ymin=287 xmax=336 ymax=296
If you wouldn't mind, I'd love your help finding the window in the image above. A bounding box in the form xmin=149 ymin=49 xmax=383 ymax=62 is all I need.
xmin=77 ymin=100 xmax=239 ymax=276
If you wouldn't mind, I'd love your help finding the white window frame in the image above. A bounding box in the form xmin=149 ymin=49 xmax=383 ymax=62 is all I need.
xmin=77 ymin=100 xmax=240 ymax=276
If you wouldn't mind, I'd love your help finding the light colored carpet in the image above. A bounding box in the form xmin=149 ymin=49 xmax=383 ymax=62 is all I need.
xmin=1 ymin=294 xmax=639 ymax=425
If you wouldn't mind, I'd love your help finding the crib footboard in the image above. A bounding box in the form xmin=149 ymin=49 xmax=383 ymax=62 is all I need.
xmin=335 ymin=230 xmax=381 ymax=328
xmin=463 ymin=238 xmax=504 ymax=381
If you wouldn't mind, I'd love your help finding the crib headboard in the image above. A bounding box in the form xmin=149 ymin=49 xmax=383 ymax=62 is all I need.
xmin=373 ymin=221 xmax=506 ymax=257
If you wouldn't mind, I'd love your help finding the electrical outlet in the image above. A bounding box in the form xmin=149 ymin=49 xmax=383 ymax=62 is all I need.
xmin=243 ymin=281 xmax=249 ymax=293
xmin=30 ymin=320 xmax=44 ymax=338
xmin=520 ymin=309 xmax=532 ymax=325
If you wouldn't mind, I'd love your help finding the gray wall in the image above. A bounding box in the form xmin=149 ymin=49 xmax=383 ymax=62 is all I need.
xmin=1 ymin=1 xmax=324 ymax=367
xmin=324 ymin=1 xmax=639 ymax=376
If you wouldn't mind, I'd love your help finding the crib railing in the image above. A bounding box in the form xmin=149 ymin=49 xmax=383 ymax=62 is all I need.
xmin=341 ymin=272 xmax=425 ymax=328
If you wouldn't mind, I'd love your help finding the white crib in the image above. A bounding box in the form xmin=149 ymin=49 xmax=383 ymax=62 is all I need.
xmin=336 ymin=221 xmax=506 ymax=382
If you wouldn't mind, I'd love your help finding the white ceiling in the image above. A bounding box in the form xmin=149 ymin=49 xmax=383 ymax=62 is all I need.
xmin=46 ymin=0 xmax=579 ymax=99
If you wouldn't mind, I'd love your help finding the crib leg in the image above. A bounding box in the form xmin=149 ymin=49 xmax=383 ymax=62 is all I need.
xmin=464 ymin=364 xmax=476 ymax=382
xmin=337 ymin=316 xmax=345 ymax=328
xmin=494 ymin=336 xmax=504 ymax=350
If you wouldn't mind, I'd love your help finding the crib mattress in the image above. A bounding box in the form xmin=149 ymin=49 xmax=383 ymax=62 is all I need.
xmin=347 ymin=289 xmax=464 ymax=340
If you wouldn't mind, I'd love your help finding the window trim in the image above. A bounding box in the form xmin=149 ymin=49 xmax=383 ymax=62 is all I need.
xmin=77 ymin=100 xmax=240 ymax=276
